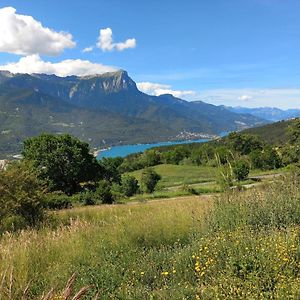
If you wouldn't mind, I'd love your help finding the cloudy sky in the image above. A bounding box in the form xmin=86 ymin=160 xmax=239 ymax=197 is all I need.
xmin=0 ymin=0 xmax=299 ymax=108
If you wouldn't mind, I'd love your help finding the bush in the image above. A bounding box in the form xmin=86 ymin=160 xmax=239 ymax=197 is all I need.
xmin=233 ymin=159 xmax=250 ymax=181
xmin=121 ymin=174 xmax=139 ymax=197
xmin=77 ymin=191 xmax=96 ymax=206
xmin=44 ymin=192 xmax=72 ymax=210
xmin=94 ymin=180 xmax=114 ymax=204
xmin=250 ymin=147 xmax=282 ymax=170
xmin=141 ymin=168 xmax=161 ymax=193
xmin=0 ymin=162 xmax=46 ymax=232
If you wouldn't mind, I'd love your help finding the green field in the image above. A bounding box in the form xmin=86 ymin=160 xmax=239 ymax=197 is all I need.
xmin=129 ymin=164 xmax=218 ymax=187
xmin=126 ymin=164 xmax=286 ymax=202
xmin=0 ymin=175 xmax=299 ymax=299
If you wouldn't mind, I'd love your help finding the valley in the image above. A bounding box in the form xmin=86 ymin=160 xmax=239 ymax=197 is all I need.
xmin=0 ymin=70 xmax=265 ymax=159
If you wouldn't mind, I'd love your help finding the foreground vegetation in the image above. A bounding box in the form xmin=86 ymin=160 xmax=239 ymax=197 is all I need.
xmin=0 ymin=174 xmax=299 ymax=299
xmin=0 ymin=119 xmax=299 ymax=298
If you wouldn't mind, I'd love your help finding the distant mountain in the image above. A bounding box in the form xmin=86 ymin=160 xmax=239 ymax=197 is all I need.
xmin=225 ymin=106 xmax=300 ymax=122
xmin=0 ymin=70 xmax=266 ymax=158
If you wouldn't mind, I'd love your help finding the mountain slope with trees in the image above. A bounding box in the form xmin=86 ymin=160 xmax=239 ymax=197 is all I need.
xmin=0 ymin=70 xmax=265 ymax=158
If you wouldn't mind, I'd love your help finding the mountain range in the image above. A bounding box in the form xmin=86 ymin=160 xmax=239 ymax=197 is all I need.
xmin=0 ymin=70 xmax=265 ymax=158
xmin=225 ymin=106 xmax=300 ymax=122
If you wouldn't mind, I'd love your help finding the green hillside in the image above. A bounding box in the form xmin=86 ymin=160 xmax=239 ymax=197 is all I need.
xmin=242 ymin=118 xmax=298 ymax=145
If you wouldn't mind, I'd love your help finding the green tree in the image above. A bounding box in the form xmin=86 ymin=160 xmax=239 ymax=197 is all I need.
xmin=140 ymin=150 xmax=161 ymax=167
xmin=250 ymin=147 xmax=282 ymax=170
xmin=233 ymin=159 xmax=250 ymax=181
xmin=0 ymin=162 xmax=46 ymax=232
xmin=121 ymin=174 xmax=139 ymax=197
xmin=288 ymin=119 xmax=300 ymax=145
xmin=227 ymin=132 xmax=263 ymax=155
xmin=22 ymin=134 xmax=100 ymax=195
xmin=99 ymin=157 xmax=123 ymax=183
xmin=161 ymin=150 xmax=184 ymax=165
xmin=94 ymin=180 xmax=113 ymax=204
xmin=141 ymin=168 xmax=161 ymax=193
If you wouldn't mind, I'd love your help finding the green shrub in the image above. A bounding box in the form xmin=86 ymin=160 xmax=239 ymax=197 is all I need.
xmin=0 ymin=161 xmax=46 ymax=232
xmin=233 ymin=159 xmax=250 ymax=181
xmin=141 ymin=168 xmax=161 ymax=193
xmin=121 ymin=174 xmax=139 ymax=197
xmin=94 ymin=180 xmax=114 ymax=204
xmin=45 ymin=192 xmax=72 ymax=210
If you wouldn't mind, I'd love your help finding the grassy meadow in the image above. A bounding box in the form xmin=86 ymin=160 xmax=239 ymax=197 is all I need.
xmin=126 ymin=164 xmax=286 ymax=202
xmin=0 ymin=173 xmax=300 ymax=299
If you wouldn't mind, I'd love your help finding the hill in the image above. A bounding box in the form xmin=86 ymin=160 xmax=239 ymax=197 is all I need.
xmin=225 ymin=106 xmax=300 ymax=122
xmin=0 ymin=70 xmax=265 ymax=158
xmin=242 ymin=118 xmax=298 ymax=145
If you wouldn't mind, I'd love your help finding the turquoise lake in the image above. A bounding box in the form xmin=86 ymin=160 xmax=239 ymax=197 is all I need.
xmin=97 ymin=138 xmax=211 ymax=159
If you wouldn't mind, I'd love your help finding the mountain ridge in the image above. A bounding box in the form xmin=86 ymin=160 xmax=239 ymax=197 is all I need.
xmin=0 ymin=70 xmax=266 ymax=158
xmin=225 ymin=105 xmax=300 ymax=122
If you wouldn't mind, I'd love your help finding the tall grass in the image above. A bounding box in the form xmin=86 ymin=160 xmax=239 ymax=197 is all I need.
xmin=0 ymin=175 xmax=299 ymax=299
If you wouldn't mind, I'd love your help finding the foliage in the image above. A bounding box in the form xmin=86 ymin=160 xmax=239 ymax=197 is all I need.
xmin=121 ymin=174 xmax=139 ymax=197
xmin=161 ymin=150 xmax=184 ymax=165
xmin=287 ymin=118 xmax=300 ymax=145
xmin=227 ymin=132 xmax=263 ymax=155
xmin=140 ymin=150 xmax=161 ymax=167
xmin=22 ymin=134 xmax=100 ymax=195
xmin=94 ymin=180 xmax=114 ymax=204
xmin=217 ymin=162 xmax=234 ymax=190
xmin=209 ymin=175 xmax=300 ymax=231
xmin=141 ymin=168 xmax=161 ymax=193
xmin=250 ymin=147 xmax=282 ymax=170
xmin=1 ymin=177 xmax=300 ymax=299
xmin=0 ymin=161 xmax=46 ymax=232
xmin=44 ymin=192 xmax=72 ymax=210
xmin=233 ymin=159 xmax=250 ymax=181
xmin=243 ymin=119 xmax=294 ymax=145
xmin=98 ymin=157 xmax=123 ymax=183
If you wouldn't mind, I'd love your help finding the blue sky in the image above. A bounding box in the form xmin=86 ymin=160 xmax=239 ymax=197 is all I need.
xmin=0 ymin=0 xmax=299 ymax=108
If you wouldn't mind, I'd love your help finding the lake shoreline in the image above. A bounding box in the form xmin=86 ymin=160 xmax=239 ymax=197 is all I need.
xmin=95 ymin=137 xmax=215 ymax=159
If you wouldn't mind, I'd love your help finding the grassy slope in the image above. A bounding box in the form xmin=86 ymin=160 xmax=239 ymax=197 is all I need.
xmin=129 ymin=164 xmax=218 ymax=187
xmin=242 ymin=118 xmax=295 ymax=145
xmin=0 ymin=176 xmax=299 ymax=299
xmin=126 ymin=164 xmax=286 ymax=201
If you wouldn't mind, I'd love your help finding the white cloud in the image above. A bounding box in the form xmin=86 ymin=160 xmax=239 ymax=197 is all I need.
xmin=0 ymin=55 xmax=117 ymax=77
xmin=238 ymin=95 xmax=253 ymax=101
xmin=82 ymin=46 xmax=93 ymax=53
xmin=137 ymin=82 xmax=196 ymax=99
xmin=0 ymin=7 xmax=75 ymax=56
xmin=97 ymin=28 xmax=136 ymax=52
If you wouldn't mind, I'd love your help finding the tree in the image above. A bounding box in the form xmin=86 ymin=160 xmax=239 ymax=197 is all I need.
xmin=161 ymin=150 xmax=180 ymax=165
xmin=141 ymin=168 xmax=161 ymax=193
xmin=250 ymin=147 xmax=282 ymax=170
xmin=99 ymin=157 xmax=123 ymax=183
xmin=288 ymin=119 xmax=300 ymax=145
xmin=227 ymin=132 xmax=263 ymax=155
xmin=140 ymin=150 xmax=161 ymax=167
xmin=22 ymin=134 xmax=100 ymax=195
xmin=233 ymin=160 xmax=250 ymax=181
xmin=121 ymin=174 xmax=139 ymax=197
xmin=94 ymin=180 xmax=113 ymax=204
xmin=0 ymin=161 xmax=46 ymax=232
